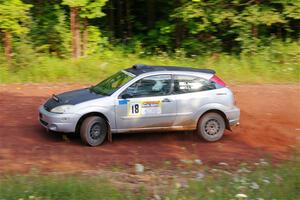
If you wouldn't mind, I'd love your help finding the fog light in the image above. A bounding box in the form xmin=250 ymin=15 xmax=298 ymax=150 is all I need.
xmin=49 ymin=124 xmax=58 ymax=131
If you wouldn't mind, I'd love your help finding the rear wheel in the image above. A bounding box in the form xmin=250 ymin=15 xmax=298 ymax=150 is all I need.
xmin=80 ymin=116 xmax=108 ymax=146
xmin=197 ymin=112 xmax=225 ymax=142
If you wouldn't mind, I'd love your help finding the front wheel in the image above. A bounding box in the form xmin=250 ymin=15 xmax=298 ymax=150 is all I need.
xmin=80 ymin=116 xmax=108 ymax=146
xmin=197 ymin=112 xmax=225 ymax=142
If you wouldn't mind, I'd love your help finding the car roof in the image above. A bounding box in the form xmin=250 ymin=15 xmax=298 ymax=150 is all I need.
xmin=125 ymin=64 xmax=216 ymax=75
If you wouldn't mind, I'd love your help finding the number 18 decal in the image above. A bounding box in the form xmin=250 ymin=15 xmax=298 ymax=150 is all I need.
xmin=128 ymin=102 xmax=141 ymax=116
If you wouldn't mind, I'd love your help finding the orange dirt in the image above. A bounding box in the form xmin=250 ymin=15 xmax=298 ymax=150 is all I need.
xmin=0 ymin=83 xmax=299 ymax=173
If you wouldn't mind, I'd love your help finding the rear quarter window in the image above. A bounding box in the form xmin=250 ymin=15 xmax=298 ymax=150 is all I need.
xmin=173 ymin=75 xmax=216 ymax=94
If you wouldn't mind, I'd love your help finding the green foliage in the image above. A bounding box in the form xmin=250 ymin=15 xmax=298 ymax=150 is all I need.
xmin=0 ymin=0 xmax=32 ymax=34
xmin=170 ymin=0 xmax=297 ymax=54
xmin=0 ymin=0 xmax=300 ymax=71
xmin=61 ymin=0 xmax=107 ymax=18
xmin=85 ymin=25 xmax=108 ymax=55
xmin=237 ymin=5 xmax=285 ymax=26
xmin=80 ymin=0 xmax=108 ymax=19
xmin=13 ymin=37 xmax=37 ymax=68
xmin=167 ymin=157 xmax=300 ymax=200
xmin=0 ymin=157 xmax=299 ymax=200
xmin=281 ymin=0 xmax=300 ymax=19
xmin=29 ymin=3 xmax=71 ymax=57
xmin=0 ymin=41 xmax=299 ymax=83
xmin=61 ymin=0 xmax=107 ymax=57
xmin=0 ymin=175 xmax=129 ymax=200
xmin=61 ymin=0 xmax=88 ymax=8
xmin=146 ymin=21 xmax=175 ymax=52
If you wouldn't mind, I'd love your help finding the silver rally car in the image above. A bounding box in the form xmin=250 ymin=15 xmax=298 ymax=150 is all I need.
xmin=39 ymin=64 xmax=240 ymax=146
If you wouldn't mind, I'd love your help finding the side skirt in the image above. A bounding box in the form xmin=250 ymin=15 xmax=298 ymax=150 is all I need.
xmin=111 ymin=126 xmax=196 ymax=134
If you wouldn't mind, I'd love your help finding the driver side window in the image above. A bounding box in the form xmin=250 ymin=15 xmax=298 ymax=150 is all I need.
xmin=122 ymin=75 xmax=172 ymax=98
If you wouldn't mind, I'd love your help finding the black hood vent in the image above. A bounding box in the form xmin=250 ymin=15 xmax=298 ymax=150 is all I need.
xmin=44 ymin=88 xmax=103 ymax=111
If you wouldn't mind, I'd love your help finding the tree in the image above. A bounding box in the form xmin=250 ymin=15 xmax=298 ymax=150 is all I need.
xmin=172 ymin=0 xmax=290 ymax=54
xmin=28 ymin=1 xmax=71 ymax=57
xmin=232 ymin=2 xmax=286 ymax=53
xmin=62 ymin=0 xmax=86 ymax=58
xmin=1 ymin=0 xmax=299 ymax=59
xmin=0 ymin=0 xmax=32 ymax=63
xmin=80 ymin=0 xmax=107 ymax=56
xmin=62 ymin=0 xmax=107 ymax=58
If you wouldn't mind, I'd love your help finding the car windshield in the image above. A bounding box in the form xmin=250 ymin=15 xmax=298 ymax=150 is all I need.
xmin=90 ymin=70 xmax=135 ymax=95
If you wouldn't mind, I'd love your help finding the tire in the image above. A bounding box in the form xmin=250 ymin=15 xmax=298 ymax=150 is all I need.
xmin=197 ymin=112 xmax=225 ymax=142
xmin=80 ymin=116 xmax=108 ymax=146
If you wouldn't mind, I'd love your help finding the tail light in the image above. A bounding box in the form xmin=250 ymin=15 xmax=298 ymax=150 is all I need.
xmin=210 ymin=75 xmax=226 ymax=87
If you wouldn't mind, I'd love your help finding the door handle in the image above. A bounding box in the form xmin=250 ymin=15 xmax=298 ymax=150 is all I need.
xmin=162 ymin=98 xmax=172 ymax=103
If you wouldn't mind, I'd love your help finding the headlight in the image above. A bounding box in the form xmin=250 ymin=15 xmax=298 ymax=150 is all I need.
xmin=50 ymin=105 xmax=74 ymax=114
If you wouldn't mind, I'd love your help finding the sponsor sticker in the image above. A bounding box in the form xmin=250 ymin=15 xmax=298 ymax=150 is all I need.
xmin=128 ymin=100 xmax=161 ymax=116
xmin=119 ymin=99 xmax=129 ymax=105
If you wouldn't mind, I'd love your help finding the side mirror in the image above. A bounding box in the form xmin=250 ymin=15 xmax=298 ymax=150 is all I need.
xmin=121 ymin=93 xmax=133 ymax=99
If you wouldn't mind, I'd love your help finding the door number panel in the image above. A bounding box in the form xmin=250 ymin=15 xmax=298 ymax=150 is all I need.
xmin=128 ymin=101 xmax=161 ymax=116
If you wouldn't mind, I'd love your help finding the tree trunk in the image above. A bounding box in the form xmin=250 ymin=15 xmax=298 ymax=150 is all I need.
xmin=251 ymin=25 xmax=258 ymax=38
xmin=251 ymin=0 xmax=259 ymax=39
xmin=82 ymin=18 xmax=88 ymax=56
xmin=116 ymin=0 xmax=123 ymax=38
xmin=174 ymin=0 xmax=183 ymax=48
xmin=70 ymin=7 xmax=81 ymax=58
xmin=147 ymin=0 xmax=155 ymax=28
xmin=175 ymin=19 xmax=182 ymax=49
xmin=108 ymin=0 xmax=115 ymax=40
xmin=2 ymin=31 xmax=13 ymax=63
xmin=125 ymin=0 xmax=132 ymax=39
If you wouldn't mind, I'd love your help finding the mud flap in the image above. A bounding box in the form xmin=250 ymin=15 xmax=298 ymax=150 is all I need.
xmin=225 ymin=118 xmax=232 ymax=131
xmin=108 ymin=128 xmax=112 ymax=142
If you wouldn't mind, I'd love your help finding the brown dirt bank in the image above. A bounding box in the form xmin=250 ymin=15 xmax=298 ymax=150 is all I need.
xmin=0 ymin=83 xmax=299 ymax=173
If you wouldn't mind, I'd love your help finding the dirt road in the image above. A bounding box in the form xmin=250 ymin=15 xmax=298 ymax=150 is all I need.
xmin=0 ymin=84 xmax=299 ymax=172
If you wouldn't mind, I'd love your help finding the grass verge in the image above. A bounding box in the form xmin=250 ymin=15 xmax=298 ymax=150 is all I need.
xmin=1 ymin=156 xmax=299 ymax=200
xmin=0 ymin=42 xmax=299 ymax=84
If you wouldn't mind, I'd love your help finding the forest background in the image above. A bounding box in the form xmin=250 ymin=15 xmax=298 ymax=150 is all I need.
xmin=0 ymin=0 xmax=299 ymax=83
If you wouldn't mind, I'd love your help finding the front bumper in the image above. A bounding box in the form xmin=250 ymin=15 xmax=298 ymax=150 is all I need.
xmin=225 ymin=106 xmax=240 ymax=126
xmin=38 ymin=106 xmax=81 ymax=133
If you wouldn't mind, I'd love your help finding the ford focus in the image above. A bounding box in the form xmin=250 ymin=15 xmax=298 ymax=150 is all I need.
xmin=39 ymin=64 xmax=240 ymax=146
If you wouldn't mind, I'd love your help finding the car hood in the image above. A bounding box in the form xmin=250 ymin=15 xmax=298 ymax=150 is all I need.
xmin=43 ymin=88 xmax=104 ymax=111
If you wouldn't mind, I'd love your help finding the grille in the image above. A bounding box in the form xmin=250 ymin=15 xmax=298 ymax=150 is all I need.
xmin=44 ymin=105 xmax=50 ymax=111
xmin=40 ymin=119 xmax=48 ymax=126
xmin=44 ymin=97 xmax=60 ymax=111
